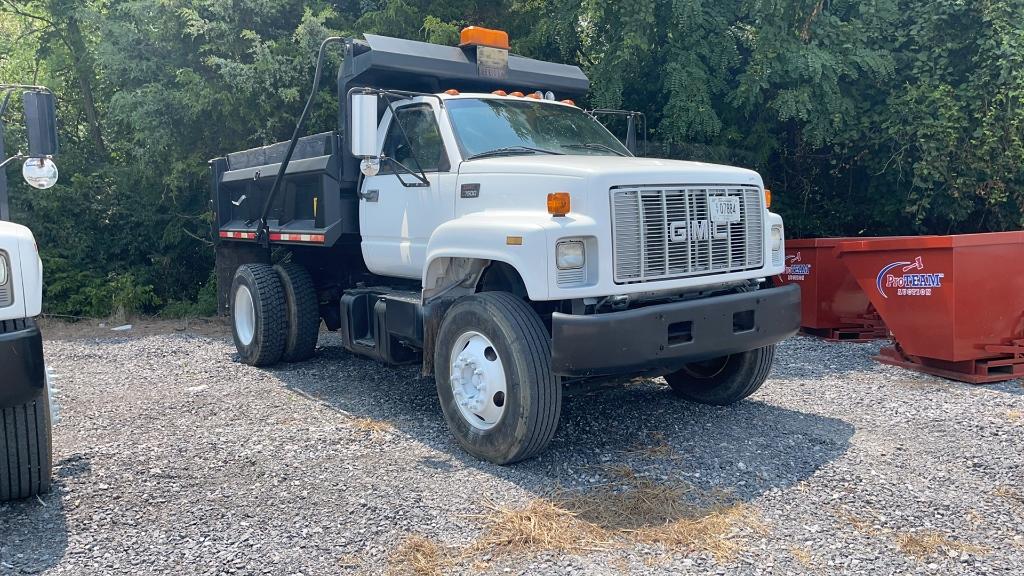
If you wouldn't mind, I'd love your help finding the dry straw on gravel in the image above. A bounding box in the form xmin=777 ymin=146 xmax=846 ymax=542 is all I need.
xmin=895 ymin=531 xmax=987 ymax=559
xmin=790 ymin=546 xmax=814 ymax=568
xmin=994 ymin=485 xmax=1024 ymax=508
xmin=388 ymin=536 xmax=452 ymax=576
xmin=349 ymin=416 xmax=395 ymax=435
xmin=389 ymin=467 xmax=759 ymax=574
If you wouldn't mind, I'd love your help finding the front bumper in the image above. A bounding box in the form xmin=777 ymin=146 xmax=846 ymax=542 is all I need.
xmin=550 ymin=284 xmax=800 ymax=377
xmin=0 ymin=318 xmax=46 ymax=407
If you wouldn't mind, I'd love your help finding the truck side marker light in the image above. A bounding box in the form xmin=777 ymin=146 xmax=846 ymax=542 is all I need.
xmin=506 ymin=236 xmax=523 ymax=246
xmin=764 ymin=188 xmax=772 ymax=208
xmin=547 ymin=192 xmax=571 ymax=217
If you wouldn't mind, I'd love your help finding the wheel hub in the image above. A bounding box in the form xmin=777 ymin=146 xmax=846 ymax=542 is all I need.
xmin=233 ymin=285 xmax=256 ymax=346
xmin=449 ymin=331 xmax=507 ymax=430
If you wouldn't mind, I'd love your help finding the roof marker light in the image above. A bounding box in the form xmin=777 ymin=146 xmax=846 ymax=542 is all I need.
xmin=510 ymin=91 xmax=524 ymax=97
xmin=560 ymin=99 xmax=577 ymax=106
xmin=544 ymin=91 xmax=555 ymax=100
xmin=444 ymin=89 xmax=460 ymax=96
xmin=459 ymin=27 xmax=510 ymax=50
xmin=492 ymin=90 xmax=508 ymax=96
xmin=526 ymin=92 xmax=542 ymax=99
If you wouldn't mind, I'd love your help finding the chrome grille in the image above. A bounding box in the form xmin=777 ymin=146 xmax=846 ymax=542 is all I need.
xmin=611 ymin=186 xmax=764 ymax=283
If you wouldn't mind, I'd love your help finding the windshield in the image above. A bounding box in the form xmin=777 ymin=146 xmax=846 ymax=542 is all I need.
xmin=446 ymin=98 xmax=631 ymax=159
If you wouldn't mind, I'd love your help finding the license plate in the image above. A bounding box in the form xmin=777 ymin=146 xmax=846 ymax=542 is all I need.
xmin=709 ymin=196 xmax=741 ymax=223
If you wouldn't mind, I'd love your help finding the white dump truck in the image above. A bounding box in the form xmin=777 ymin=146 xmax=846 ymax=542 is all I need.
xmin=1 ymin=85 xmax=59 ymax=500
xmin=210 ymin=28 xmax=800 ymax=464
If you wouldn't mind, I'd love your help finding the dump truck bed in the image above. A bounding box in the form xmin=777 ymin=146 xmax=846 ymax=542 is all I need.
xmin=210 ymin=131 xmax=358 ymax=247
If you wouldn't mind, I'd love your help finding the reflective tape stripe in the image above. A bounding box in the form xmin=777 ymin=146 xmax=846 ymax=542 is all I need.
xmin=219 ymin=230 xmax=325 ymax=243
xmin=269 ymin=233 xmax=325 ymax=243
xmin=219 ymin=231 xmax=256 ymax=240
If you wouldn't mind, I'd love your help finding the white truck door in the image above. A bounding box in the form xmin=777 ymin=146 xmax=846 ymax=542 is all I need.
xmin=359 ymin=102 xmax=456 ymax=280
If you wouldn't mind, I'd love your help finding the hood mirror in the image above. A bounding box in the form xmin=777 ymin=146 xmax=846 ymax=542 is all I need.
xmin=22 ymin=157 xmax=59 ymax=189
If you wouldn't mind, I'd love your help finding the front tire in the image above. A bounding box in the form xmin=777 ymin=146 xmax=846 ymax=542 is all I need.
xmin=665 ymin=345 xmax=775 ymax=406
xmin=230 ymin=264 xmax=286 ymax=367
xmin=1 ymin=389 xmax=52 ymax=501
xmin=434 ymin=292 xmax=561 ymax=465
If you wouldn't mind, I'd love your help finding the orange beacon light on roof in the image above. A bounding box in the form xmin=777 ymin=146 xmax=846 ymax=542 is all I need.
xmin=459 ymin=27 xmax=510 ymax=50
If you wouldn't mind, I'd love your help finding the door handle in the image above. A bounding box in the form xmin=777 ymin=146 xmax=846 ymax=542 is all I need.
xmin=358 ymin=188 xmax=379 ymax=202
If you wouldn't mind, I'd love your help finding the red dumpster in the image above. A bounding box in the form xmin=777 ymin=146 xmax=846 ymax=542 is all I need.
xmin=776 ymin=238 xmax=888 ymax=341
xmin=835 ymin=231 xmax=1024 ymax=384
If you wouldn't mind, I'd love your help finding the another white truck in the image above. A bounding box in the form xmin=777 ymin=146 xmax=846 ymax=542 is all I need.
xmin=210 ymin=28 xmax=800 ymax=464
xmin=0 ymin=221 xmax=50 ymax=501
xmin=1 ymin=85 xmax=58 ymax=500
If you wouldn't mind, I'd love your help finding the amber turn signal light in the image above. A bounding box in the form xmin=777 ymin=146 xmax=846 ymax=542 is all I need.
xmin=547 ymin=192 xmax=571 ymax=217
xmin=764 ymin=188 xmax=772 ymax=208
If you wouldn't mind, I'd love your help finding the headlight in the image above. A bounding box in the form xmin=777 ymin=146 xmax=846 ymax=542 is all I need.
xmin=556 ymin=240 xmax=585 ymax=270
xmin=0 ymin=252 xmax=8 ymax=286
xmin=771 ymin=225 xmax=783 ymax=252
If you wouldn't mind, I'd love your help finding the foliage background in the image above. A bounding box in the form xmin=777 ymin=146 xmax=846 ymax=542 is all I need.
xmin=1 ymin=0 xmax=1022 ymax=317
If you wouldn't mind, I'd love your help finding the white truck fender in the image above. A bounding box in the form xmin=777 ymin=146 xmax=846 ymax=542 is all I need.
xmin=423 ymin=213 xmax=551 ymax=301
xmin=17 ymin=229 xmax=44 ymax=317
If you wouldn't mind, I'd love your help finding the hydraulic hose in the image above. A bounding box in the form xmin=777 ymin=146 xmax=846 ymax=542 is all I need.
xmin=253 ymin=36 xmax=347 ymax=247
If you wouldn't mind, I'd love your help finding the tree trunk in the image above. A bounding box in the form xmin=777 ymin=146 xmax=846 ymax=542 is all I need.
xmin=62 ymin=11 xmax=106 ymax=157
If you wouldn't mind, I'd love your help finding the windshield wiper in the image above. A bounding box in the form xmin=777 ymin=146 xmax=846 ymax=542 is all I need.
xmin=563 ymin=143 xmax=628 ymax=157
xmin=466 ymin=146 xmax=564 ymax=160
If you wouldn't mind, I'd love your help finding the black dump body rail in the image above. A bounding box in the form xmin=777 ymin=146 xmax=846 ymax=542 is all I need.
xmin=210 ymin=131 xmax=357 ymax=247
xmin=210 ymin=32 xmax=590 ymax=249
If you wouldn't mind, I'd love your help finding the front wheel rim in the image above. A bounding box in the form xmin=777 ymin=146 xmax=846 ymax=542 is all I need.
xmin=234 ymin=285 xmax=256 ymax=346
xmin=449 ymin=331 xmax=507 ymax=430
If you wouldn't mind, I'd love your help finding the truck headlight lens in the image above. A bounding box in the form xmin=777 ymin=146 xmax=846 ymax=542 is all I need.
xmin=0 ymin=252 xmax=8 ymax=286
xmin=556 ymin=240 xmax=585 ymax=270
xmin=771 ymin=225 xmax=783 ymax=252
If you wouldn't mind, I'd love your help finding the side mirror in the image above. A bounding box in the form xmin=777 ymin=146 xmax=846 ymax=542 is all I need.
xmin=349 ymin=93 xmax=379 ymax=158
xmin=23 ymin=91 xmax=58 ymax=157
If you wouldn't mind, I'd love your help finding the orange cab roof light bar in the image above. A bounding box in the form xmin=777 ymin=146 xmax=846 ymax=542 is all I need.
xmin=459 ymin=27 xmax=510 ymax=50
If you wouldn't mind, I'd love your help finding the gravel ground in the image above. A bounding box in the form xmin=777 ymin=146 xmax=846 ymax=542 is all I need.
xmin=1 ymin=327 xmax=1022 ymax=575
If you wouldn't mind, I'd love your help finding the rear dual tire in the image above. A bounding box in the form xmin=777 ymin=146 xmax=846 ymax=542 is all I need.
xmin=230 ymin=263 xmax=319 ymax=366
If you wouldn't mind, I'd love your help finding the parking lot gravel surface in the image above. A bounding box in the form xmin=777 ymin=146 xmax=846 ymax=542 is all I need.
xmin=2 ymin=327 xmax=1022 ymax=575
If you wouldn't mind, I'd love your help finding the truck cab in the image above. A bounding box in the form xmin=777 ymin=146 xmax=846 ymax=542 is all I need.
xmin=210 ymin=28 xmax=800 ymax=464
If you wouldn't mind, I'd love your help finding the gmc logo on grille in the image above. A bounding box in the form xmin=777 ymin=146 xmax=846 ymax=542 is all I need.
xmin=670 ymin=220 xmax=726 ymax=242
